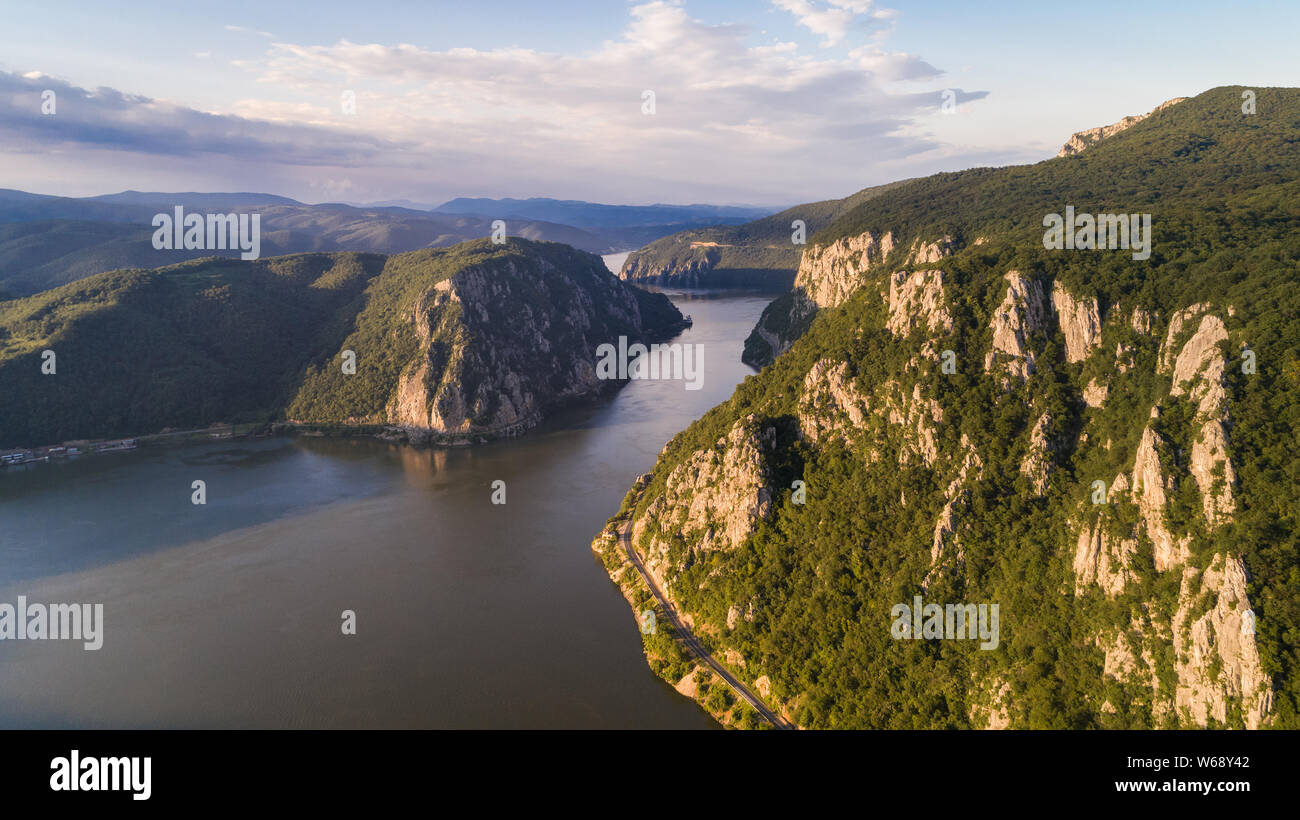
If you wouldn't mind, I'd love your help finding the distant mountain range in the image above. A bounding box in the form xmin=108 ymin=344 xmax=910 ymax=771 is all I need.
xmin=0 ymin=191 xmax=776 ymax=298
xmin=431 ymin=197 xmax=775 ymax=228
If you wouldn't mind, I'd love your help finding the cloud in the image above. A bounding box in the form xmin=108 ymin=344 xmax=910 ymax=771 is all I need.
xmin=0 ymin=71 xmax=401 ymax=166
xmin=225 ymin=24 xmax=275 ymax=38
xmin=0 ymin=2 xmax=996 ymax=204
xmin=771 ymin=0 xmax=893 ymax=47
xmin=221 ymin=0 xmax=970 ymax=199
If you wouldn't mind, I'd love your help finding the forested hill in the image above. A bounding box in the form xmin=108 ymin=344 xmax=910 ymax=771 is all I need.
xmin=743 ymin=87 xmax=1300 ymax=366
xmin=595 ymin=86 xmax=1300 ymax=729
xmin=0 ymin=238 xmax=684 ymax=449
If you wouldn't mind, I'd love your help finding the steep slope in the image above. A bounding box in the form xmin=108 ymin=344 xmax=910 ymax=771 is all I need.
xmin=595 ymin=86 xmax=1300 ymax=729
xmin=619 ymin=180 xmax=912 ymax=290
xmin=286 ymin=239 xmax=686 ymax=443
xmin=0 ymin=238 xmax=683 ymax=448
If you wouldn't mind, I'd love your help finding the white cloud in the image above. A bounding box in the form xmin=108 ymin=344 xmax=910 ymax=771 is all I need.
xmin=0 ymin=1 xmax=999 ymax=204
xmin=771 ymin=0 xmax=892 ymax=47
xmin=219 ymin=0 xmax=973 ymax=201
xmin=225 ymin=24 xmax=274 ymax=38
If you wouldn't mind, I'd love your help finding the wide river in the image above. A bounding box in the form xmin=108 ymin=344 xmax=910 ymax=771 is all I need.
xmin=0 ymin=258 xmax=775 ymax=728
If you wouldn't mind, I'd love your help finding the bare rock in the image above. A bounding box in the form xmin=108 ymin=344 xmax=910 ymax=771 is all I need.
xmin=887 ymin=269 xmax=953 ymax=337
xmin=984 ymin=271 xmax=1049 ymax=386
xmin=1057 ymin=97 xmax=1187 ymax=157
xmin=1051 ymin=281 xmax=1102 ymax=363
xmin=1173 ymin=554 xmax=1272 ymax=728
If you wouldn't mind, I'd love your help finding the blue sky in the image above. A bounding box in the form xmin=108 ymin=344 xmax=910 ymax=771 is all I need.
xmin=2 ymin=0 xmax=1298 ymax=206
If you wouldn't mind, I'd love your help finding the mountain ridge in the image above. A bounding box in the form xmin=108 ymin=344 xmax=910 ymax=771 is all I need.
xmin=595 ymin=85 xmax=1300 ymax=729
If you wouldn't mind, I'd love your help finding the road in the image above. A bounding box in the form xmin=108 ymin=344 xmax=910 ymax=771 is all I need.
xmin=618 ymin=520 xmax=794 ymax=730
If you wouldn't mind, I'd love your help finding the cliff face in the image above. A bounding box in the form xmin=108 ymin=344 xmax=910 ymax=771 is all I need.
xmin=743 ymin=235 xmax=956 ymax=367
xmin=1056 ymin=97 xmax=1188 ymax=156
xmin=620 ymin=242 xmax=731 ymax=287
xmin=0 ymin=239 xmax=684 ymax=449
xmin=290 ymin=239 xmax=686 ymax=444
xmin=596 ymin=88 xmax=1300 ymax=729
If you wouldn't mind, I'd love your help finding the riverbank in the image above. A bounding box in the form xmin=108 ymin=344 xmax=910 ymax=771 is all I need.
xmin=591 ymin=476 xmax=784 ymax=730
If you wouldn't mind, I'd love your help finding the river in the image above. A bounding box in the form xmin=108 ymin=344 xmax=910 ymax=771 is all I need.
xmin=0 ymin=261 xmax=776 ymax=728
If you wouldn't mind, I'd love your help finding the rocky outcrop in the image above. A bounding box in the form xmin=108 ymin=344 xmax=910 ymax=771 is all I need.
xmin=927 ymin=434 xmax=983 ymax=583
xmin=1132 ymin=424 xmax=1188 ymax=572
xmin=1057 ymin=97 xmax=1188 ymax=157
xmin=1082 ymin=378 xmax=1109 ymax=408
xmin=356 ymin=240 xmax=685 ymax=444
xmin=1073 ymin=518 xmax=1136 ymax=596
xmin=1172 ymin=554 xmax=1272 ymax=728
xmin=1051 ymin=282 xmax=1102 ymax=363
xmin=632 ymin=415 xmax=778 ymax=589
xmin=796 ymin=230 xmax=897 ymax=310
xmin=1160 ymin=306 xmax=1236 ymax=525
xmin=798 ymin=359 xmax=870 ymax=448
xmin=1020 ymin=412 xmax=1055 ymax=495
xmin=798 ymin=357 xmax=942 ymax=469
xmin=886 ymin=268 xmax=953 ymax=337
xmin=743 ymin=233 xmax=957 ymax=368
xmin=969 ymin=678 xmax=1013 ymax=730
xmin=984 ymin=271 xmax=1049 ymax=387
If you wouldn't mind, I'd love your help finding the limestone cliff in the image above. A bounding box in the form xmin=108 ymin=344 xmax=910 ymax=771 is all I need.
xmin=595 ymin=88 xmax=1298 ymax=730
xmin=1057 ymin=97 xmax=1188 ymax=157
xmin=743 ymin=234 xmax=956 ymax=367
xmin=288 ymin=239 xmax=687 ymax=444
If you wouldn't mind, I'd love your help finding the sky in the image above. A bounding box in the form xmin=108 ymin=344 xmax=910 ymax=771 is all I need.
xmin=2 ymin=0 xmax=1299 ymax=207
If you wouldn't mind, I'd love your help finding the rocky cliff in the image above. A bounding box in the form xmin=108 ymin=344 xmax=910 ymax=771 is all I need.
xmin=1057 ymin=97 xmax=1188 ymax=157
xmin=620 ymin=179 xmax=914 ymax=292
xmin=597 ymin=87 xmax=1300 ymax=729
xmin=743 ymin=234 xmax=957 ymax=367
xmin=0 ymin=238 xmax=685 ymax=448
xmin=290 ymin=239 xmax=687 ymax=444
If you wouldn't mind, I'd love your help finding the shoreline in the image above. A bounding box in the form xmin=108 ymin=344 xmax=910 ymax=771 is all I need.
xmin=590 ymin=476 xmax=791 ymax=730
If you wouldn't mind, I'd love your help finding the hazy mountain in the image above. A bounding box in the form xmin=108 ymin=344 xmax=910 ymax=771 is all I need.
xmin=87 ymin=191 xmax=303 ymax=209
xmin=432 ymin=197 xmax=776 ymax=228
xmin=0 ymin=191 xmax=778 ymax=297
xmin=0 ymin=195 xmax=614 ymax=296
